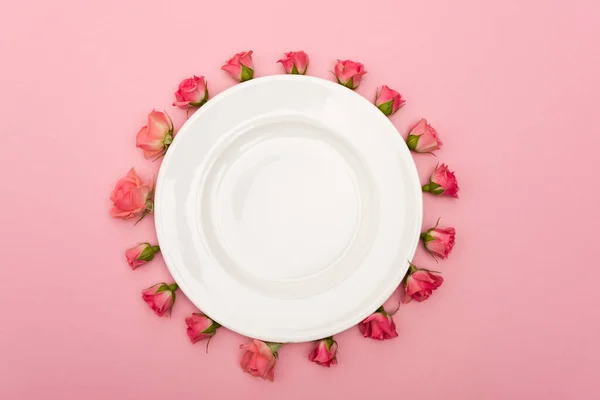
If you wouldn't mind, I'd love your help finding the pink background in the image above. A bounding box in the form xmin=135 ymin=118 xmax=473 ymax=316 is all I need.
xmin=1 ymin=0 xmax=599 ymax=398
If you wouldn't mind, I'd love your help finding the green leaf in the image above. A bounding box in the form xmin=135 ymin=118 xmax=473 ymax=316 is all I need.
xmin=377 ymin=100 xmax=394 ymax=116
xmin=240 ymin=65 xmax=254 ymax=82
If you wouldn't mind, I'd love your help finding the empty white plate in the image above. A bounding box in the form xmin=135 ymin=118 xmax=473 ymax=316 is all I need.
xmin=155 ymin=75 xmax=422 ymax=342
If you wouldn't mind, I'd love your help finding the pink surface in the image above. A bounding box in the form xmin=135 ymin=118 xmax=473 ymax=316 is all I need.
xmin=1 ymin=0 xmax=599 ymax=398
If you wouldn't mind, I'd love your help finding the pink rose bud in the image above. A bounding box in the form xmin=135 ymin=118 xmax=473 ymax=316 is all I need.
xmin=141 ymin=282 xmax=178 ymax=317
xmin=240 ymin=340 xmax=280 ymax=381
xmin=222 ymin=51 xmax=254 ymax=82
xmin=277 ymin=51 xmax=309 ymax=75
xmin=135 ymin=110 xmax=174 ymax=159
xmin=125 ymin=243 xmax=160 ymax=270
xmin=109 ymin=168 xmax=154 ymax=221
xmin=358 ymin=307 xmax=398 ymax=340
xmin=402 ymin=263 xmax=443 ymax=303
xmin=308 ymin=337 xmax=338 ymax=367
xmin=334 ymin=59 xmax=367 ymax=89
xmin=185 ymin=312 xmax=220 ymax=344
xmin=375 ymin=85 xmax=405 ymax=116
xmin=406 ymin=119 xmax=443 ymax=153
xmin=422 ymin=163 xmax=459 ymax=198
xmin=173 ymin=75 xmax=209 ymax=110
xmin=421 ymin=219 xmax=456 ymax=259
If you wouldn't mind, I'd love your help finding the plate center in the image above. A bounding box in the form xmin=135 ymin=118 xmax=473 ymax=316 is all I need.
xmin=212 ymin=121 xmax=360 ymax=281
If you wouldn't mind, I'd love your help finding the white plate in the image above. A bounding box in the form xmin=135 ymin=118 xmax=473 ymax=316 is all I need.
xmin=155 ymin=75 xmax=422 ymax=342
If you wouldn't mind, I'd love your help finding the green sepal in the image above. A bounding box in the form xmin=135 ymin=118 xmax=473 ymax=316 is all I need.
xmin=377 ymin=100 xmax=394 ymax=116
xmin=324 ymin=337 xmax=335 ymax=351
xmin=266 ymin=342 xmax=282 ymax=356
xmin=138 ymin=244 xmax=158 ymax=261
xmin=422 ymin=182 xmax=442 ymax=195
xmin=189 ymin=99 xmax=206 ymax=108
xmin=420 ymin=232 xmax=435 ymax=242
xmin=406 ymin=135 xmax=419 ymax=150
xmin=291 ymin=64 xmax=299 ymax=75
xmin=201 ymin=320 xmax=221 ymax=335
xmin=155 ymin=283 xmax=170 ymax=293
xmin=240 ymin=65 xmax=254 ymax=82
xmin=343 ymin=77 xmax=355 ymax=89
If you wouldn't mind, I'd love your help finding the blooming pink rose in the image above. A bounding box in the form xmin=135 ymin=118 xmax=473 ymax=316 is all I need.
xmin=402 ymin=264 xmax=443 ymax=303
xmin=142 ymin=282 xmax=178 ymax=317
xmin=359 ymin=307 xmax=398 ymax=340
xmin=125 ymin=243 xmax=160 ymax=270
xmin=308 ymin=337 xmax=338 ymax=367
xmin=173 ymin=76 xmax=208 ymax=110
xmin=422 ymin=163 xmax=459 ymax=198
xmin=240 ymin=340 xmax=280 ymax=381
xmin=135 ymin=110 xmax=174 ymax=159
xmin=277 ymin=51 xmax=309 ymax=75
xmin=375 ymin=85 xmax=405 ymax=116
xmin=421 ymin=219 xmax=456 ymax=259
xmin=406 ymin=119 xmax=443 ymax=153
xmin=222 ymin=51 xmax=254 ymax=82
xmin=334 ymin=59 xmax=366 ymax=89
xmin=109 ymin=168 xmax=153 ymax=220
xmin=185 ymin=312 xmax=220 ymax=344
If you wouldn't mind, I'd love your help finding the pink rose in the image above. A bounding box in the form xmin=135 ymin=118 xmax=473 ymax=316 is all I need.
xmin=109 ymin=168 xmax=153 ymax=221
xmin=422 ymin=163 xmax=459 ymax=198
xmin=142 ymin=282 xmax=178 ymax=317
xmin=185 ymin=312 xmax=220 ymax=344
xmin=421 ymin=219 xmax=456 ymax=259
xmin=406 ymin=119 xmax=443 ymax=153
xmin=125 ymin=243 xmax=160 ymax=270
xmin=308 ymin=337 xmax=338 ymax=367
xmin=240 ymin=340 xmax=280 ymax=381
xmin=277 ymin=51 xmax=309 ymax=75
xmin=135 ymin=110 xmax=174 ymax=159
xmin=359 ymin=307 xmax=398 ymax=340
xmin=402 ymin=264 xmax=443 ymax=303
xmin=375 ymin=85 xmax=405 ymax=116
xmin=173 ymin=75 xmax=208 ymax=110
xmin=334 ymin=59 xmax=367 ymax=89
xmin=222 ymin=51 xmax=254 ymax=82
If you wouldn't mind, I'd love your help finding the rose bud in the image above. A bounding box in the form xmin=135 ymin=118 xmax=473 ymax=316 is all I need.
xmin=406 ymin=118 xmax=443 ymax=153
xmin=277 ymin=51 xmax=309 ymax=75
xmin=375 ymin=85 xmax=405 ymax=116
xmin=173 ymin=75 xmax=209 ymax=111
xmin=125 ymin=243 xmax=160 ymax=270
xmin=359 ymin=306 xmax=398 ymax=340
xmin=308 ymin=337 xmax=338 ymax=367
xmin=421 ymin=219 xmax=456 ymax=259
xmin=109 ymin=168 xmax=154 ymax=221
xmin=422 ymin=163 xmax=459 ymax=198
xmin=334 ymin=59 xmax=366 ymax=89
xmin=240 ymin=340 xmax=280 ymax=381
xmin=222 ymin=51 xmax=254 ymax=82
xmin=135 ymin=110 xmax=174 ymax=159
xmin=185 ymin=312 xmax=220 ymax=344
xmin=141 ymin=282 xmax=178 ymax=317
xmin=402 ymin=263 xmax=443 ymax=303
